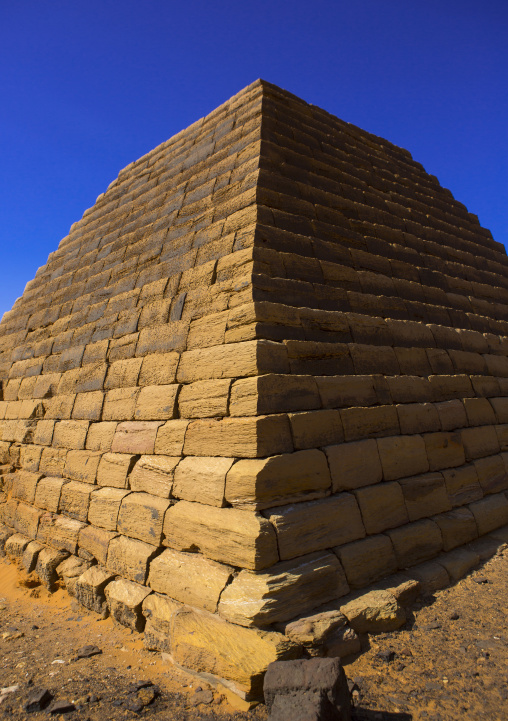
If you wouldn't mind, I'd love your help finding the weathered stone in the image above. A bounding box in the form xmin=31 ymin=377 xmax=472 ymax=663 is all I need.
xmin=72 ymin=391 xmax=104 ymax=421
xmin=282 ymin=609 xmax=348 ymax=656
xmin=424 ymin=431 xmax=465 ymax=471
xmin=289 ymin=410 xmax=344 ymax=450
xmin=106 ymin=534 xmax=156 ymax=583
xmin=52 ymin=420 xmax=89 ymax=450
xmin=340 ymin=405 xmax=399 ymax=442
xmin=88 ymin=487 xmax=130 ymax=530
xmin=474 ymin=454 xmax=508 ymax=494
xmin=117 ymin=492 xmax=171 ymax=545
xmin=183 ymin=415 xmax=294 ymax=458
xmin=39 ymin=447 xmax=68 ymax=476
xmin=64 ymin=449 xmax=102 ymax=483
xmin=354 ymin=482 xmax=408 ymax=534
xmin=5 ymin=532 xmax=30 ymax=561
xmin=264 ymin=495 xmax=365 ymax=561
xmin=462 ymin=426 xmax=501 ymax=461
xmin=134 ymin=384 xmax=179 ymax=420
xmin=230 ymin=374 xmax=320 ymax=416
xmin=325 ymin=439 xmax=382 ymax=492
xmin=435 ymin=399 xmax=467 ymax=431
xmin=36 ymin=546 xmax=69 ymax=589
xmin=399 ymin=472 xmax=451 ymax=521
xmin=111 ymin=421 xmax=164 ymax=454
xmin=397 ymin=403 xmax=441 ymax=435
xmin=317 ymin=375 xmax=376 ymax=409
xmin=225 ymin=450 xmax=331 ymax=509
xmin=340 ymin=590 xmax=405 ymax=633
xmin=154 ymin=420 xmax=189 ymax=455
xmin=75 ymin=565 xmax=116 ymax=615
xmin=219 ymin=552 xmax=349 ymax=627
xmin=442 ymin=463 xmax=483 ymax=506
xmin=12 ymin=470 xmax=42 ymax=504
xmin=432 ymin=508 xmax=478 ymax=551
xmin=21 ymin=540 xmax=44 ymax=573
xmin=138 ymin=351 xmax=179 ymax=386
xmin=336 ymin=535 xmax=398 ymax=589
xmin=78 ymin=525 xmax=117 ymax=565
xmin=387 ymin=519 xmax=443 ymax=567
xmin=14 ymin=502 xmax=43 ymax=538
xmin=469 ymin=493 xmax=508 ymax=535
xmin=179 ymin=379 xmax=231 ymax=418
xmin=129 ymin=454 xmax=179 ymax=497
xmin=85 ymin=421 xmax=117 ymax=451
xmin=148 ymin=548 xmax=233 ymax=612
xmin=377 ymin=435 xmax=430 ymax=480
xmin=173 ymin=456 xmax=233 ymax=507
xmin=437 ymin=548 xmax=480 ymax=582
xmin=164 ymin=501 xmax=279 ymax=570
xmin=20 ymin=444 xmax=43 ymax=472
xmin=142 ymin=592 xmax=181 ymax=652
xmin=34 ymin=477 xmax=67 ymax=512
xmin=170 ymin=607 xmax=301 ymax=697
xmin=97 ymin=452 xmax=136 ymax=488
xmin=48 ymin=515 xmax=85 ymax=554
xmin=105 ymin=578 xmax=151 ymax=632
xmin=59 ymin=481 xmax=94 ymax=522
xmin=56 ymin=555 xmax=92 ymax=596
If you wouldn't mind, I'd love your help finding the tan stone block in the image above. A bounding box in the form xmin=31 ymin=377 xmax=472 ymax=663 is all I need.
xmin=470 ymin=493 xmax=508 ymax=535
xmin=377 ymin=435 xmax=429 ymax=481
xmin=5 ymin=532 xmax=30 ymax=560
xmin=264 ymin=494 xmax=365 ymax=561
xmin=179 ymin=379 xmax=231 ymax=418
xmin=325 ymin=439 xmax=382 ymax=492
xmin=164 ymin=501 xmax=278 ymax=570
xmin=48 ymin=515 xmax=86 ymax=554
xmin=148 ymin=548 xmax=233 ymax=613
xmin=110 ymin=421 xmax=163 ymax=454
xmin=97 ymin=452 xmax=136 ymax=489
xmin=316 ymin=375 xmax=377 ymax=409
xmin=19 ymin=400 xmax=45 ymax=420
xmin=442 ymin=464 xmax=483 ymax=506
xmin=340 ymin=405 xmax=400 ymax=442
xmin=64 ymin=449 xmax=102 ymax=483
xmin=340 ymin=589 xmax=406 ymax=633
xmin=88 ymin=487 xmax=130 ymax=530
xmin=104 ymin=358 xmax=142 ymax=390
xmin=138 ymin=352 xmax=179 ymax=386
xmin=56 ymin=555 xmax=92 ymax=596
xmin=154 ymin=420 xmax=189 ymax=455
xmin=128 ymin=455 xmax=178 ymax=497
xmin=36 ymin=546 xmax=69 ymax=589
xmin=72 ymin=391 xmax=104 ymax=421
xmin=230 ymin=374 xmax=320 ymax=416
xmin=14 ymin=502 xmax=43 ymax=539
xmin=354 ymin=482 xmax=409 ymax=534
xmin=107 ymin=534 xmax=156 ymax=584
xmin=289 ymin=409 xmax=344 ymax=450
xmin=105 ymin=578 xmax=151 ymax=632
xmin=103 ymin=387 xmax=139 ymax=421
xmin=34 ymin=477 xmax=67 ymax=512
xmin=397 ymin=403 xmax=441 ymax=435
xmin=183 ymin=415 xmax=293 ymax=458
xmin=170 ymin=607 xmax=301 ymax=697
xmin=461 ymin=426 xmax=500 ymax=460
xmin=59 ymin=481 xmax=94 ymax=521
xmin=176 ymin=339 xmax=289 ymax=382
xmin=33 ymin=420 xmax=56 ymax=446
xmin=399 ymin=472 xmax=451 ymax=521
xmin=489 ymin=397 xmax=508 ymax=423
xmin=437 ymin=547 xmax=480 ymax=582
xmin=82 ymin=339 xmax=109 ymax=365
xmin=349 ymin=344 xmax=399 ymax=376
xmin=117 ymin=492 xmax=170 ymax=545
xmin=474 ymin=454 xmax=508 ymax=494
xmin=75 ymin=565 xmax=116 ymax=615
xmin=435 ymin=399 xmax=467 ymax=431
xmin=134 ymin=384 xmax=179 ymax=421
xmin=424 ymin=431 xmax=465 ymax=471
xmin=219 ymin=552 xmax=349 ymax=627
xmin=20 ymin=444 xmax=43 ymax=472
xmin=1 ymin=498 xmax=19 ymax=527
xmin=225 ymin=450 xmax=331 ymax=510
xmin=336 ymin=535 xmax=398 ymax=589
xmin=281 ymin=607 xmax=349 ymax=657
xmin=44 ymin=394 xmax=76 ymax=419
xmin=78 ymin=525 xmax=117 ymax=565
xmin=142 ymin=592 xmax=181 ymax=653
xmin=52 ymin=420 xmax=89 ymax=450
xmin=12 ymin=470 xmax=42 ymax=503
xmin=187 ymin=310 xmax=229 ymax=349
xmin=432 ymin=508 xmax=478 ymax=551
xmin=172 ymin=456 xmax=231 ymax=507
xmin=463 ymin=398 xmax=497 ymax=426
xmin=136 ymin=320 xmax=189 ymax=356
xmin=387 ymin=519 xmax=443 ymax=567
xmin=75 ymin=361 xmax=108 ymax=393
xmin=86 ymin=421 xmax=117 ymax=451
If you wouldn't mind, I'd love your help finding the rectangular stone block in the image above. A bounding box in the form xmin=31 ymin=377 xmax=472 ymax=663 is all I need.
xmin=178 ymin=379 xmax=231 ymax=418
xmin=129 ymin=454 xmax=179 ymax=498
xmin=138 ymin=351 xmax=180 ymax=386
xmin=105 ymin=577 xmax=151 ymax=632
xmin=59 ymin=481 xmax=95 ymax=521
xmin=463 ymin=397 xmax=497 ymax=426
xmin=397 ymin=403 xmax=441 ymax=435
xmin=107 ymin=534 xmax=157 ymax=584
xmin=88 ymin=487 xmax=131 ymax=530
xmin=154 ymin=419 xmax=189 ymax=455
xmin=86 ymin=421 xmax=117 ymax=451
xmin=495 ymin=424 xmax=508 ymax=451
xmin=225 ymin=450 xmax=331 ymax=510
xmin=14 ymin=502 xmax=43 ymax=539
xmin=104 ymin=358 xmax=143 ymax=389
xmin=354 ymin=482 xmax=409 ymax=534
xmin=102 ymin=387 xmax=139 ymax=421
xmin=461 ymin=426 xmax=500 ymax=461
xmin=44 ymin=394 xmax=76 ymax=419
xmin=34 ymin=477 xmax=67 ymax=512
xmin=325 ymin=439 xmax=382 ymax=492
xmin=289 ymin=409 xmax=344 ymax=450
xmin=387 ymin=519 xmax=443 ymax=567
xmin=117 ymin=492 xmax=171 ymax=545
xmin=142 ymin=592 xmax=181 ymax=653
xmin=110 ymin=421 xmax=164 ymax=454
xmin=148 ymin=548 xmax=233 ymax=613
xmin=72 ymin=391 xmax=104 ymax=421
xmin=387 ymin=376 xmax=433 ymax=404
xmin=64 ymin=449 xmax=102 ymax=483
xmin=399 ymin=472 xmax=451 ymax=521
xmin=34 ymin=419 xmax=56 ymax=446
xmin=490 ymin=397 xmax=508 ymax=423
xmin=36 ymin=546 xmax=69 ymax=590
xmin=424 ymin=431 xmax=465 ymax=471
xmin=20 ymin=444 xmax=43 ymax=472
xmin=12 ymin=470 xmax=42 ymax=503
xmin=469 ymin=493 xmax=508 ymax=535
xmin=134 ymin=384 xmax=179 ymax=421
xmin=75 ymin=565 xmax=116 ymax=615
xmin=432 ymin=508 xmax=478 ymax=551
xmin=230 ymin=374 xmax=320 ymax=416
xmin=183 ymin=415 xmax=293 ymax=458
xmin=78 ymin=525 xmax=117 ymax=565
xmin=349 ymin=343 xmax=400 ymax=375
xmin=164 ymin=500 xmax=279 ymax=570
xmin=474 ymin=454 xmax=508 ymax=494
xmin=173 ymin=456 xmax=233 ymax=507
xmin=52 ymin=420 xmax=89 ymax=450
xmin=377 ymin=435 xmax=430 ymax=481
xmin=264 ymin=494 xmax=365 ymax=561
xmin=97 ymin=452 xmax=136 ymax=489
xmin=443 ymin=464 xmax=483 ymax=507
xmin=340 ymin=405 xmax=399 ymax=442
xmin=336 ymin=535 xmax=398 ymax=589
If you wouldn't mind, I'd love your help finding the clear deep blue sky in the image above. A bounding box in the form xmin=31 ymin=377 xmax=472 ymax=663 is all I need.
xmin=1 ymin=1 xmax=506 ymax=317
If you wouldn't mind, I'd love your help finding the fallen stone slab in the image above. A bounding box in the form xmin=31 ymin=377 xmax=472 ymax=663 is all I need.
xmin=340 ymin=590 xmax=406 ymax=633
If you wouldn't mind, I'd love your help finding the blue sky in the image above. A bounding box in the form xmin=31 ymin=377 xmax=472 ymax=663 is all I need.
xmin=1 ymin=0 xmax=506 ymax=317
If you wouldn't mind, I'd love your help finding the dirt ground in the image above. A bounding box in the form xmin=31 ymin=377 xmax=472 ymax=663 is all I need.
xmin=0 ymin=549 xmax=507 ymax=721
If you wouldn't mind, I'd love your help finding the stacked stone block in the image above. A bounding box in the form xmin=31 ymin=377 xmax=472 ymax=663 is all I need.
xmin=1 ymin=80 xmax=508 ymax=699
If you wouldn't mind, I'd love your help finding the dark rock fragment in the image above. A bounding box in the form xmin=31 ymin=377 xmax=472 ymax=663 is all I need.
xmin=25 ymin=688 xmax=52 ymax=712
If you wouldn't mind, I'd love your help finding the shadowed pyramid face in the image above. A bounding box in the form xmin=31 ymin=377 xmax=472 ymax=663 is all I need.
xmin=1 ymin=79 xmax=508 ymax=698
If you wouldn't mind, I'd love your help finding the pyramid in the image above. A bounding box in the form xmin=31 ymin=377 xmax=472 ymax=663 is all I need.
xmin=2 ymin=79 xmax=508 ymax=698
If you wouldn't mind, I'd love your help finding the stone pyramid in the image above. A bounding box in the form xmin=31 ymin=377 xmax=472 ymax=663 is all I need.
xmin=2 ymin=79 xmax=508 ymax=699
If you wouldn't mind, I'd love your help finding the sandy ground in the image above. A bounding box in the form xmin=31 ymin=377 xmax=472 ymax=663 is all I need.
xmin=1 ymin=549 xmax=507 ymax=720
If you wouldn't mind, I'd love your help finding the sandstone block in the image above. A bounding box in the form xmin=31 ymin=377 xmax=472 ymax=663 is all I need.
xmin=474 ymin=454 xmax=508 ymax=494
xmin=102 ymin=387 xmax=139 ymax=420
xmin=163 ymin=501 xmax=279 ymax=570
xmin=403 ymin=561 xmax=450 ymax=594
xmin=44 ymin=394 xmax=76 ymax=420
xmin=21 ymin=540 xmax=44 ymax=573
xmin=340 ymin=590 xmax=405 ymax=633
xmin=154 ymin=420 xmax=189 ymax=455
xmin=5 ymin=532 xmax=30 ymax=561
xmin=174 ymin=456 xmax=233 ymax=507
xmin=469 ymin=493 xmax=508 ymax=535
xmin=442 ymin=464 xmax=482 ymax=507
xmin=34 ymin=477 xmax=67 ymax=512
xmin=138 ymin=351 xmax=179 ymax=386
xmin=117 ymin=492 xmax=171 ymax=545
xmin=354 ymin=482 xmax=408 ymax=534
xmin=36 ymin=546 xmax=69 ymax=589
xmin=387 ymin=519 xmax=443 ymax=567
xmin=104 ymin=358 xmax=142 ymax=389
xmin=75 ymin=565 xmax=116 ymax=615
xmin=397 ymin=403 xmax=441 ymax=435
xmin=437 ymin=548 xmax=480 ymax=582
xmin=88 ymin=487 xmax=130 ymax=530
xmin=111 ymin=421 xmax=164 ymax=454
xmin=435 ymin=399 xmax=467 ymax=431
xmin=377 ymin=435 xmax=430 ymax=481
xmin=14 ymin=503 xmax=43 ymax=539
xmin=230 ymin=374 xmax=320 ymax=416
xmin=97 ymin=452 xmax=136 ymax=489
xmin=12 ymin=471 xmax=42 ymax=503
xmin=148 ymin=548 xmax=233 ymax=612
xmin=225 ymin=450 xmax=331 ymax=509
xmin=340 ymin=405 xmax=399 ymax=442
xmin=134 ymin=384 xmax=179 ymax=421
xmin=1 ymin=499 xmax=18 ymax=527
xmin=49 ymin=515 xmax=86 ymax=554
xmin=325 ymin=439 xmax=382 ymax=492
xmin=183 ymin=415 xmax=293 ymax=458
xmin=219 ymin=552 xmax=349 ymax=627
xmin=52 ymin=420 xmax=89 ymax=450
xmin=106 ymin=534 xmax=156 ymax=584
xmin=463 ymin=397 xmax=497 ymax=426
xmin=490 ymin=397 xmax=508 ymax=423
xmin=289 ymin=409 xmax=344 ymax=450
xmin=178 ymin=379 xmax=231 ymax=418
xmin=39 ymin=447 xmax=67 ymax=477
xmin=176 ymin=339 xmax=289 ymax=382
xmin=432 ymin=507 xmax=479 ymax=552
xmin=129 ymin=454 xmax=179 ymax=497
xmin=56 ymin=555 xmax=92 ymax=596
xmin=86 ymin=421 xmax=117 ymax=451
xmin=336 ymin=535 xmax=398 ymax=589
xmin=387 ymin=376 xmax=433 ymax=404
xmin=316 ymin=375 xmax=377 ymax=409
xmin=424 ymin=431 xmax=465 ymax=471
xmin=20 ymin=444 xmax=43 ymax=472
xmin=264 ymin=494 xmax=365 ymax=561
xmin=64 ymin=449 xmax=102 ymax=483
xmin=72 ymin=391 xmax=104 ymax=421
xmin=495 ymin=424 xmax=508 ymax=451
xmin=105 ymin=578 xmax=151 ymax=632
xmin=282 ymin=609 xmax=348 ymax=656
xmin=59 ymin=481 xmax=94 ymax=521
xmin=399 ymin=472 xmax=451 ymax=521
xmin=461 ymin=426 xmax=500 ymax=460
xmin=142 ymin=592 xmax=181 ymax=653
xmin=170 ymin=607 xmax=301 ymax=697
xmin=428 ymin=374 xmax=474 ymax=401
xmin=78 ymin=525 xmax=117 ymax=565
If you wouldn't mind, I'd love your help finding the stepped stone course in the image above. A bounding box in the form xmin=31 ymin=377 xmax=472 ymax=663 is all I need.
xmin=2 ymin=79 xmax=508 ymax=699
